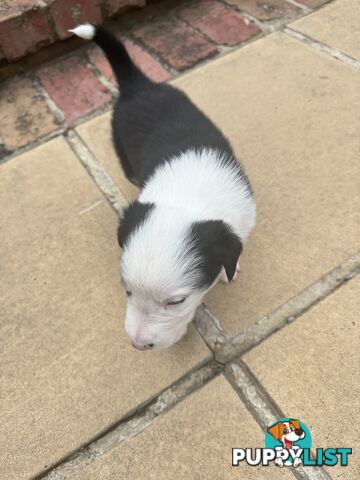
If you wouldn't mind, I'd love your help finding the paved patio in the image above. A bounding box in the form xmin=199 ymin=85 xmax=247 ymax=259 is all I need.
xmin=0 ymin=1 xmax=359 ymax=479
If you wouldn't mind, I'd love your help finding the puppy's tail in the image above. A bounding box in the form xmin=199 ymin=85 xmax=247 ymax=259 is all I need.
xmin=69 ymin=24 xmax=150 ymax=96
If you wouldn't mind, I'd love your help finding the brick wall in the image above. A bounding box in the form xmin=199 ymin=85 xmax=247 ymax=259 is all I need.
xmin=0 ymin=0 xmax=146 ymax=62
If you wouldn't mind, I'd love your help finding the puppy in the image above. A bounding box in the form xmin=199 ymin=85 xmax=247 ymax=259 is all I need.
xmin=71 ymin=25 xmax=256 ymax=350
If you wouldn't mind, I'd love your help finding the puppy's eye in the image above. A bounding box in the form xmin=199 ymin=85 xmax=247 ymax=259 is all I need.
xmin=126 ymin=290 xmax=132 ymax=297
xmin=166 ymin=297 xmax=186 ymax=306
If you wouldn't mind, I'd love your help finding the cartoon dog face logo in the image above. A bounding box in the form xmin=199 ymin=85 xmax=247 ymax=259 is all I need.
xmin=267 ymin=419 xmax=306 ymax=467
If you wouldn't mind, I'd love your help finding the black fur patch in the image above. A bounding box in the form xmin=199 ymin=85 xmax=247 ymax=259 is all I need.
xmin=92 ymin=26 xmax=253 ymax=194
xmin=117 ymin=201 xmax=154 ymax=248
xmin=112 ymin=82 xmax=252 ymax=190
xmin=187 ymin=220 xmax=243 ymax=288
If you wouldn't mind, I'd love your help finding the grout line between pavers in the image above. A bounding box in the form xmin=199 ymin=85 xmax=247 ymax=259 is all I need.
xmin=214 ymin=252 xmax=360 ymax=363
xmin=224 ymin=360 xmax=333 ymax=480
xmin=0 ymin=128 xmax=66 ymax=166
xmin=285 ymin=0 xmax=312 ymax=14
xmin=65 ymin=129 xmax=127 ymax=215
xmin=121 ymin=33 xmax=178 ymax=78
xmin=217 ymin=0 xmax=304 ymax=33
xmin=284 ymin=27 xmax=360 ymax=70
xmin=32 ymin=359 xmax=221 ymax=480
xmin=82 ymin=53 xmax=118 ymax=96
xmin=193 ymin=304 xmax=228 ymax=352
xmin=32 ymin=76 xmax=67 ymax=125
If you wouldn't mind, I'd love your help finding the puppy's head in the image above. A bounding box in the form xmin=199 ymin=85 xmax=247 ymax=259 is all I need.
xmin=118 ymin=201 xmax=242 ymax=350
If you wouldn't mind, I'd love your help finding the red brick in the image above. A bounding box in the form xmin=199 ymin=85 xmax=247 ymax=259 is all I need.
xmin=38 ymin=56 xmax=112 ymax=122
xmin=132 ymin=17 xmax=217 ymax=70
xmin=295 ymin=0 xmax=331 ymax=8
xmin=179 ymin=0 xmax=260 ymax=46
xmin=88 ymin=40 xmax=171 ymax=84
xmin=223 ymin=0 xmax=301 ymax=21
xmin=88 ymin=46 xmax=116 ymax=83
xmin=88 ymin=39 xmax=171 ymax=83
xmin=123 ymin=39 xmax=171 ymax=82
xmin=48 ymin=0 xmax=102 ymax=40
xmin=0 ymin=2 xmax=53 ymax=60
xmin=0 ymin=77 xmax=59 ymax=151
xmin=0 ymin=0 xmax=37 ymax=22
xmin=105 ymin=0 xmax=146 ymax=17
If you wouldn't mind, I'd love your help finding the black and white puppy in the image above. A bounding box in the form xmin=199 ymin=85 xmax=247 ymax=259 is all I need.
xmin=71 ymin=25 xmax=256 ymax=350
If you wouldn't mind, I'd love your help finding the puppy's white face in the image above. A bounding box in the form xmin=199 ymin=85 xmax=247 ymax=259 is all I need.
xmin=118 ymin=203 xmax=241 ymax=350
xmin=122 ymin=284 xmax=206 ymax=350
xmin=120 ymin=206 xmax=207 ymax=350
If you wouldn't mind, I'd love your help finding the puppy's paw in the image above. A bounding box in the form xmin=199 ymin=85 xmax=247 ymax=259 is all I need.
xmin=236 ymin=260 xmax=241 ymax=272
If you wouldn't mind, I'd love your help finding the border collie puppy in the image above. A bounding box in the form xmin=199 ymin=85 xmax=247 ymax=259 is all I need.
xmin=71 ymin=25 xmax=256 ymax=350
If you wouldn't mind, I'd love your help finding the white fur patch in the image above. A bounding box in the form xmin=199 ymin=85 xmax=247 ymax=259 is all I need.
xmin=69 ymin=24 xmax=95 ymax=40
xmin=140 ymin=148 xmax=256 ymax=240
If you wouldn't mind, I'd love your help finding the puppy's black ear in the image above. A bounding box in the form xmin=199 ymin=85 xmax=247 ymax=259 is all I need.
xmin=189 ymin=220 xmax=242 ymax=283
xmin=117 ymin=201 xmax=154 ymax=248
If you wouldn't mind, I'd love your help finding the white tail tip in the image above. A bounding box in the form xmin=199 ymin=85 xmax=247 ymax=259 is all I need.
xmin=69 ymin=24 xmax=95 ymax=40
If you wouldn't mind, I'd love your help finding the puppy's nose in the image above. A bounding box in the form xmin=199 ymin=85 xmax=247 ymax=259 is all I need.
xmin=295 ymin=429 xmax=304 ymax=436
xmin=131 ymin=342 xmax=154 ymax=351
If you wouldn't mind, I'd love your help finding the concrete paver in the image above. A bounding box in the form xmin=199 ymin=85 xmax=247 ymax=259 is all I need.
xmin=291 ymin=0 xmax=360 ymax=60
xmin=244 ymin=277 xmax=360 ymax=480
xmin=74 ymin=376 xmax=294 ymax=479
xmin=0 ymin=77 xmax=59 ymax=151
xmin=76 ymin=111 xmax=139 ymax=202
xmin=0 ymin=138 xmax=209 ymax=479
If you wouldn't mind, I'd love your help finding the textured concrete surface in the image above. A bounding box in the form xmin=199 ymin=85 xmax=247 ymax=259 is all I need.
xmin=0 ymin=138 xmax=209 ymax=479
xmin=76 ymin=112 xmax=139 ymax=202
xmin=292 ymin=0 xmax=360 ymax=60
xmin=74 ymin=376 xmax=294 ymax=479
xmin=244 ymin=277 xmax=360 ymax=480
xmin=0 ymin=77 xmax=59 ymax=150
xmin=174 ymin=32 xmax=360 ymax=335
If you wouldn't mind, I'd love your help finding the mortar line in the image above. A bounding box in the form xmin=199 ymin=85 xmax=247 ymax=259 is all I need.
xmin=215 ymin=252 xmax=360 ymax=363
xmin=284 ymin=27 xmax=360 ymax=70
xmin=0 ymin=128 xmax=65 ymax=166
xmin=32 ymin=359 xmax=221 ymax=480
xmin=216 ymin=0 xmax=305 ymax=33
xmin=65 ymin=129 xmax=127 ymax=215
xmin=174 ymin=1 xmax=266 ymax=45
xmin=224 ymin=360 xmax=333 ymax=480
xmin=81 ymin=53 xmax=118 ymax=96
xmin=193 ymin=304 xmax=228 ymax=352
xmin=285 ymin=0 xmax=312 ymax=14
